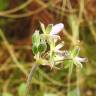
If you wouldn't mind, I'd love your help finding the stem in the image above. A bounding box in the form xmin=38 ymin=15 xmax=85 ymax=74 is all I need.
xmin=67 ymin=68 xmax=71 ymax=96
xmin=67 ymin=63 xmax=73 ymax=96
xmin=76 ymin=67 xmax=80 ymax=96
xmin=26 ymin=64 xmax=38 ymax=96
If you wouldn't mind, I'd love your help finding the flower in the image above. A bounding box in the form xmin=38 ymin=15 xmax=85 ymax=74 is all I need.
xmin=75 ymin=57 xmax=87 ymax=62
xmin=50 ymin=41 xmax=67 ymax=62
xmin=32 ymin=23 xmax=87 ymax=69
xmin=40 ymin=22 xmax=64 ymax=40
xmin=70 ymin=46 xmax=88 ymax=68
xmin=49 ymin=23 xmax=64 ymax=39
xmin=74 ymin=57 xmax=88 ymax=68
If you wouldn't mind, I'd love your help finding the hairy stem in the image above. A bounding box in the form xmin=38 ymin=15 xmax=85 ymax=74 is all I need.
xmin=26 ymin=64 xmax=38 ymax=96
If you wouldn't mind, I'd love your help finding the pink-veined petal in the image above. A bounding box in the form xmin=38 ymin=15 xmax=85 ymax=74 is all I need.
xmin=50 ymin=23 xmax=64 ymax=35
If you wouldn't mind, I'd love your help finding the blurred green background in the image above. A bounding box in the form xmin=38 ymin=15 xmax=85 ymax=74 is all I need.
xmin=0 ymin=0 xmax=96 ymax=96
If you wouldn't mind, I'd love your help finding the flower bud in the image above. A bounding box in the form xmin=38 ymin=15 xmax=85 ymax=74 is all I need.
xmin=38 ymin=43 xmax=47 ymax=53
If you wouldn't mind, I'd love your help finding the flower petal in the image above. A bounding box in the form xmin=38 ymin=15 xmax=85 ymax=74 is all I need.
xmin=75 ymin=57 xmax=87 ymax=62
xmin=54 ymin=54 xmax=64 ymax=61
xmin=55 ymin=42 xmax=64 ymax=50
xmin=50 ymin=34 xmax=60 ymax=39
xmin=50 ymin=23 xmax=64 ymax=35
xmin=74 ymin=60 xmax=83 ymax=68
xmin=56 ymin=50 xmax=70 ymax=55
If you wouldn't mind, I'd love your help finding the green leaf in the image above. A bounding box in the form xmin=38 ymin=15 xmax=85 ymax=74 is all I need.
xmin=32 ymin=30 xmax=40 ymax=46
xmin=18 ymin=83 xmax=26 ymax=96
xmin=2 ymin=92 xmax=13 ymax=96
xmin=32 ymin=45 xmax=38 ymax=54
xmin=40 ymin=22 xmax=46 ymax=33
xmin=0 ymin=0 xmax=9 ymax=11
xmin=46 ymin=24 xmax=53 ymax=34
xmin=70 ymin=46 xmax=80 ymax=57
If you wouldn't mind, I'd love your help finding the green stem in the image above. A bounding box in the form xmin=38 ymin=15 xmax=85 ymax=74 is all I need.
xmin=67 ymin=71 xmax=71 ymax=96
xmin=67 ymin=63 xmax=73 ymax=96
xmin=26 ymin=64 xmax=38 ymax=96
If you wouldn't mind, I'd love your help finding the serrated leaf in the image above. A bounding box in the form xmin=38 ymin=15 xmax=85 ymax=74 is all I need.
xmin=18 ymin=83 xmax=26 ymax=96
xmin=46 ymin=24 xmax=53 ymax=34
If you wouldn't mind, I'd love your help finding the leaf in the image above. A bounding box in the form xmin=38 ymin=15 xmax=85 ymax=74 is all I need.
xmin=18 ymin=83 xmax=26 ymax=96
xmin=70 ymin=46 xmax=80 ymax=57
xmin=46 ymin=24 xmax=53 ymax=34
xmin=0 ymin=0 xmax=9 ymax=11
xmin=2 ymin=92 xmax=13 ymax=96
xmin=40 ymin=22 xmax=46 ymax=33
xmin=32 ymin=30 xmax=40 ymax=46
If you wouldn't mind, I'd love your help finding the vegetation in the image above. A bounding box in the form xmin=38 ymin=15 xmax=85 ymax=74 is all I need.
xmin=0 ymin=0 xmax=96 ymax=96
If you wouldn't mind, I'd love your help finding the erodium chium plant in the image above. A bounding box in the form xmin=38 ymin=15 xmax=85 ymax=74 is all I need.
xmin=26 ymin=22 xmax=87 ymax=96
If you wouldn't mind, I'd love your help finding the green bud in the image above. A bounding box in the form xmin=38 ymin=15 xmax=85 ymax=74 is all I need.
xmin=38 ymin=43 xmax=47 ymax=53
xmin=32 ymin=30 xmax=40 ymax=46
xmin=32 ymin=45 xmax=38 ymax=54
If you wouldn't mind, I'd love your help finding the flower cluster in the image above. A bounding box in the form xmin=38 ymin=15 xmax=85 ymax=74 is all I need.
xmin=32 ymin=22 xmax=87 ymax=69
